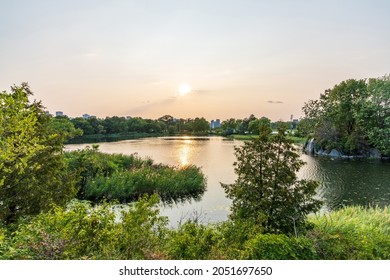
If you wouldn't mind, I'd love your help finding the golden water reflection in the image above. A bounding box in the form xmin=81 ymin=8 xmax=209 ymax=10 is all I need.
xmin=179 ymin=139 xmax=193 ymax=167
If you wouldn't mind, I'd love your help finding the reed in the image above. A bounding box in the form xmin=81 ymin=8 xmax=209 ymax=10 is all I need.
xmin=308 ymin=206 xmax=390 ymax=259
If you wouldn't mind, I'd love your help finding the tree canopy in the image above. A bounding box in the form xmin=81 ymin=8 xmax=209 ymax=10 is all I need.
xmin=221 ymin=123 xmax=322 ymax=234
xmin=301 ymin=75 xmax=390 ymax=156
xmin=0 ymin=83 xmax=77 ymax=224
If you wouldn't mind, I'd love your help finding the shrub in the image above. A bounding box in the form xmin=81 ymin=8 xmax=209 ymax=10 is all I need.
xmin=6 ymin=194 xmax=168 ymax=260
xmin=166 ymin=222 xmax=218 ymax=260
xmin=242 ymin=234 xmax=318 ymax=260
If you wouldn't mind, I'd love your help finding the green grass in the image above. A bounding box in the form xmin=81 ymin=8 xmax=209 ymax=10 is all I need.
xmin=307 ymin=206 xmax=390 ymax=259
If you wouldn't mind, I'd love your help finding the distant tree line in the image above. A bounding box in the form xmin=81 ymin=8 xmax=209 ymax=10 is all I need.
xmin=50 ymin=114 xmax=210 ymax=140
xmin=218 ymin=114 xmax=294 ymax=136
xmin=299 ymin=75 xmax=390 ymax=156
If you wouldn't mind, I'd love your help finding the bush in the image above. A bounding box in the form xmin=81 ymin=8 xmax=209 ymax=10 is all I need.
xmin=242 ymin=234 xmax=318 ymax=260
xmin=65 ymin=147 xmax=206 ymax=203
xmin=5 ymin=195 xmax=168 ymax=260
xmin=166 ymin=222 xmax=218 ymax=260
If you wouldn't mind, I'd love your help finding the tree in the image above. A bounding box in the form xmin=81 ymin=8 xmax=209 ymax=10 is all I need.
xmin=48 ymin=116 xmax=83 ymax=141
xmin=356 ymin=75 xmax=390 ymax=156
xmin=190 ymin=117 xmax=210 ymax=134
xmin=248 ymin=117 xmax=271 ymax=135
xmin=302 ymin=76 xmax=390 ymax=156
xmin=221 ymin=123 xmax=322 ymax=234
xmin=221 ymin=118 xmax=237 ymax=135
xmin=0 ymin=83 xmax=77 ymax=224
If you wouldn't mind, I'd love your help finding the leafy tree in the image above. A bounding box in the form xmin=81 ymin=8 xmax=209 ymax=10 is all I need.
xmin=356 ymin=75 xmax=390 ymax=155
xmin=71 ymin=117 xmax=95 ymax=135
xmin=221 ymin=123 xmax=322 ymax=234
xmin=48 ymin=116 xmax=83 ymax=141
xmin=302 ymin=76 xmax=390 ymax=155
xmin=295 ymin=118 xmax=316 ymax=138
xmin=103 ymin=116 xmax=128 ymax=134
xmin=248 ymin=117 xmax=271 ymax=135
xmin=190 ymin=117 xmax=210 ymax=134
xmin=221 ymin=118 xmax=238 ymax=135
xmin=0 ymin=83 xmax=77 ymax=224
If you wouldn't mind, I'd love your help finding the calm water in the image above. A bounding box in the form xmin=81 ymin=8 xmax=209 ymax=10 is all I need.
xmin=65 ymin=136 xmax=390 ymax=225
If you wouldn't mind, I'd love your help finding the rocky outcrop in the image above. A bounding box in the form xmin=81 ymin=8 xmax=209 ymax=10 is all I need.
xmin=304 ymin=138 xmax=315 ymax=154
xmin=328 ymin=149 xmax=343 ymax=157
xmin=303 ymin=139 xmax=383 ymax=159
xmin=368 ymin=148 xmax=382 ymax=159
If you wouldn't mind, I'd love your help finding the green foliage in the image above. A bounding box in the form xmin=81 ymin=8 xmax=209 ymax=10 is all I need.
xmin=213 ymin=219 xmax=264 ymax=259
xmin=357 ymin=75 xmax=390 ymax=155
xmin=48 ymin=116 xmax=83 ymax=141
xmin=295 ymin=118 xmax=316 ymax=138
xmin=308 ymin=206 xmax=390 ymax=260
xmin=242 ymin=234 xmax=317 ymax=260
xmin=83 ymin=165 xmax=206 ymax=203
xmin=248 ymin=117 xmax=271 ymax=135
xmin=3 ymin=204 xmax=390 ymax=260
xmin=65 ymin=147 xmax=206 ymax=203
xmin=0 ymin=83 xmax=78 ymax=224
xmin=303 ymin=75 xmax=390 ymax=156
xmin=66 ymin=114 xmax=211 ymax=141
xmin=4 ymin=194 xmax=167 ymax=260
xmin=222 ymin=124 xmax=322 ymax=234
xmin=0 ymin=226 xmax=9 ymax=259
xmin=118 ymin=194 xmax=168 ymax=259
xmin=166 ymin=222 xmax=218 ymax=259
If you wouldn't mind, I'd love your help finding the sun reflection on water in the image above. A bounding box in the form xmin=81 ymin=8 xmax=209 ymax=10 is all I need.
xmin=179 ymin=140 xmax=193 ymax=167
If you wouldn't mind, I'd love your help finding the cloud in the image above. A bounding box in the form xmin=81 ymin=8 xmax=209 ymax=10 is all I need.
xmin=124 ymin=97 xmax=176 ymax=116
xmin=267 ymin=100 xmax=284 ymax=104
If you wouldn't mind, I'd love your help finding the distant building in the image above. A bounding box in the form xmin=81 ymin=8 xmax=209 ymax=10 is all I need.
xmin=55 ymin=111 xmax=64 ymax=117
xmin=82 ymin=114 xmax=90 ymax=119
xmin=292 ymin=119 xmax=299 ymax=129
xmin=210 ymin=119 xmax=221 ymax=129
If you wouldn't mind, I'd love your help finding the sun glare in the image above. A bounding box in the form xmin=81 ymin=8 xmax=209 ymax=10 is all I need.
xmin=178 ymin=84 xmax=191 ymax=96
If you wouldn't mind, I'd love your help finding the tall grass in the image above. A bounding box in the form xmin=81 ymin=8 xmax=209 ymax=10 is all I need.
xmin=65 ymin=147 xmax=206 ymax=203
xmin=308 ymin=206 xmax=390 ymax=259
xmin=84 ymin=165 xmax=206 ymax=203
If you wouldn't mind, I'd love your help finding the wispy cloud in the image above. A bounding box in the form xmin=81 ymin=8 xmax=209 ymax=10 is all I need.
xmin=267 ymin=100 xmax=284 ymax=104
xmin=124 ymin=97 xmax=176 ymax=116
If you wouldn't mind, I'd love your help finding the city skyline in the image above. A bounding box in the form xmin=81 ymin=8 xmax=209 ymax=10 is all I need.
xmin=1 ymin=0 xmax=390 ymax=121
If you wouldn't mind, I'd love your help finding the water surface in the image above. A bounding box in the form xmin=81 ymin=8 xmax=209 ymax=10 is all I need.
xmin=66 ymin=136 xmax=390 ymax=225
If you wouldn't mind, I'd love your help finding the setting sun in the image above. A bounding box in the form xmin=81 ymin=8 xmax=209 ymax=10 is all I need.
xmin=178 ymin=84 xmax=191 ymax=96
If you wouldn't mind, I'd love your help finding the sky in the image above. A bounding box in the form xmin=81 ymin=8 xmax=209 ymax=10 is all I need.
xmin=1 ymin=0 xmax=390 ymax=121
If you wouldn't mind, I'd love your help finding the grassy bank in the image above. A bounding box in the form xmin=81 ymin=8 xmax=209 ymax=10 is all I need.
xmin=1 ymin=201 xmax=389 ymax=260
xmin=308 ymin=206 xmax=390 ymax=259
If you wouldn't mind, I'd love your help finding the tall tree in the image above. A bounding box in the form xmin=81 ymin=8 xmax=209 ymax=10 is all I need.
xmin=356 ymin=76 xmax=390 ymax=155
xmin=0 ymin=83 xmax=77 ymax=224
xmin=303 ymin=79 xmax=369 ymax=154
xmin=221 ymin=123 xmax=322 ymax=234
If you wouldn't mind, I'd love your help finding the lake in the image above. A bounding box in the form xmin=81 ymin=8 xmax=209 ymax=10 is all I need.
xmin=65 ymin=136 xmax=390 ymax=226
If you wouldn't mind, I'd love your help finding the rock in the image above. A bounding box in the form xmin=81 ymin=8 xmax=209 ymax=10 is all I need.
xmin=304 ymin=138 xmax=315 ymax=154
xmin=368 ymin=148 xmax=381 ymax=158
xmin=316 ymin=149 xmax=325 ymax=156
xmin=328 ymin=149 xmax=343 ymax=157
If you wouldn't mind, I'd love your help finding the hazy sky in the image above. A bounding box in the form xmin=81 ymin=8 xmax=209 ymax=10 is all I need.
xmin=1 ymin=0 xmax=389 ymax=121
